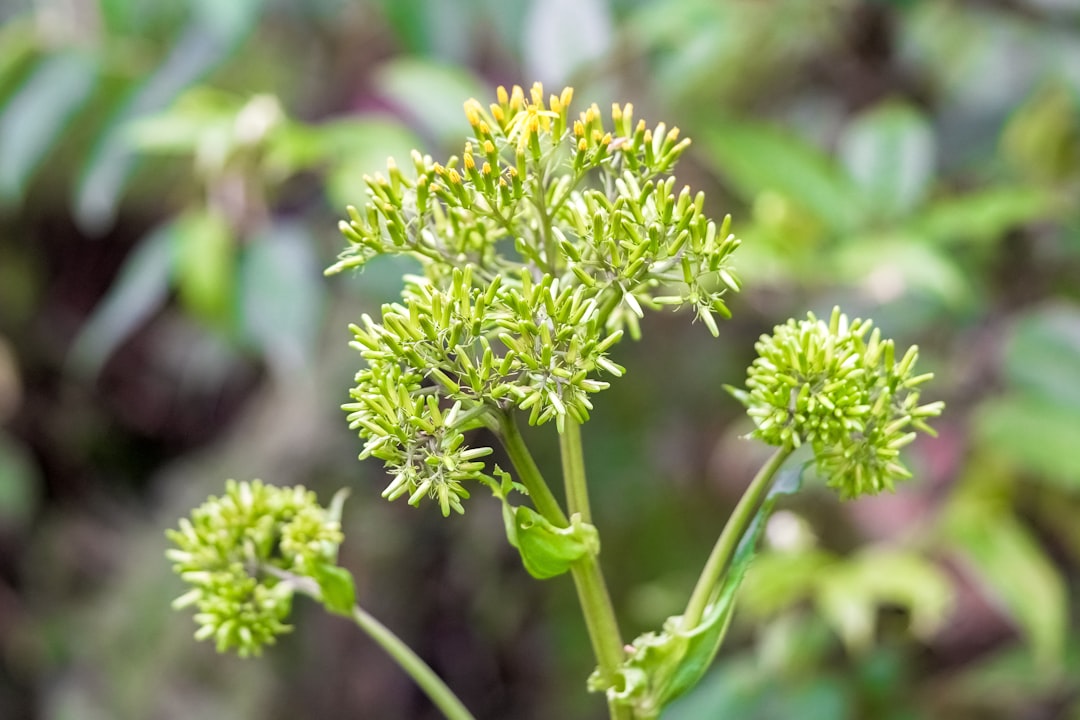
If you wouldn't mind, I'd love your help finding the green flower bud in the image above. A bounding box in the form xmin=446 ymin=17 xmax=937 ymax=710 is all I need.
xmin=166 ymin=480 xmax=344 ymax=656
xmin=728 ymin=308 xmax=943 ymax=499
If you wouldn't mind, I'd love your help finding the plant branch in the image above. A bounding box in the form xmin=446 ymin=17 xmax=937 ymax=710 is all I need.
xmin=495 ymin=410 xmax=568 ymax=526
xmin=351 ymin=605 xmax=477 ymax=720
xmin=681 ymin=443 xmax=794 ymax=630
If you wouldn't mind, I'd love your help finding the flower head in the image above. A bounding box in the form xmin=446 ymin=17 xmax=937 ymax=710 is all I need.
xmin=328 ymin=83 xmax=743 ymax=514
xmin=166 ymin=480 xmax=344 ymax=656
xmin=729 ymin=308 xmax=943 ymax=498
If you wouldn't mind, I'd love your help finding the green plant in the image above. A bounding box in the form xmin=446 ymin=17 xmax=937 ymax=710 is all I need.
xmin=166 ymin=83 xmax=942 ymax=720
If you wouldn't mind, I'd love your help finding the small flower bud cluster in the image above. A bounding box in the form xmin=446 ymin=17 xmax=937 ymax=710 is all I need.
xmin=729 ymin=308 xmax=944 ymax=498
xmin=329 ymin=83 xmax=743 ymax=514
xmin=345 ymin=266 xmax=625 ymax=514
xmin=166 ymin=480 xmax=344 ymax=656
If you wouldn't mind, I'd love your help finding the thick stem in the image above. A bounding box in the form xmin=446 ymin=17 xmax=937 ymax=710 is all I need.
xmin=498 ymin=414 xmax=630 ymax=720
xmin=559 ymin=418 xmax=629 ymax=720
xmin=351 ymin=605 xmax=477 ymax=720
xmin=681 ymin=444 xmax=794 ymax=630
xmin=496 ymin=411 xmax=568 ymax=525
xmin=569 ymin=561 xmax=629 ymax=720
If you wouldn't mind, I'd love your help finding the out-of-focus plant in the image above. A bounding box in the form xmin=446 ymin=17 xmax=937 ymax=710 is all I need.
xmin=167 ymin=83 xmax=942 ymax=719
xmin=64 ymin=88 xmax=419 ymax=379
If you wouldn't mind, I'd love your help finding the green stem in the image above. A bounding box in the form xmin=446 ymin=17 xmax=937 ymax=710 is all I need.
xmin=559 ymin=418 xmax=629 ymax=720
xmin=351 ymin=605 xmax=477 ymax=720
xmin=496 ymin=411 xmax=568 ymax=526
xmin=681 ymin=444 xmax=794 ymax=630
xmin=559 ymin=418 xmax=592 ymax=523
xmin=497 ymin=414 xmax=629 ymax=720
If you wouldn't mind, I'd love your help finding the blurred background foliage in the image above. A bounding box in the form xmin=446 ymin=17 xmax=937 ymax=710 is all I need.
xmin=0 ymin=0 xmax=1078 ymax=718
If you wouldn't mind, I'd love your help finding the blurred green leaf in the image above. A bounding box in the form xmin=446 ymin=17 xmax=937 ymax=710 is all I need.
xmin=741 ymin=549 xmax=834 ymax=617
xmin=746 ymin=546 xmax=952 ymax=654
xmin=175 ymin=208 xmax=235 ymax=328
xmin=665 ymin=657 xmax=852 ymax=720
xmin=523 ymin=0 xmax=613 ymax=86
xmin=814 ymin=550 xmax=952 ymax=652
xmin=76 ymin=0 xmax=264 ymax=231
xmin=372 ymin=59 xmax=486 ymax=149
xmin=0 ymin=52 xmax=99 ymax=205
xmin=974 ymin=396 xmax=1080 ymax=486
xmin=126 ymin=88 xmax=238 ymax=155
xmin=834 ymin=237 xmax=972 ymax=308
xmin=697 ymin=120 xmax=862 ymax=233
xmin=0 ymin=431 xmax=37 ymax=527
xmin=67 ymin=219 xmax=177 ymax=377
xmin=238 ymin=223 xmax=325 ymax=374
xmin=1002 ymin=83 xmax=1079 ymax=183
xmin=1002 ymin=303 xmax=1080 ymax=412
xmin=372 ymin=0 xmax=434 ymax=54
xmin=271 ymin=117 xmax=420 ymax=173
xmin=940 ymin=641 xmax=1080 ymax=714
xmin=838 ymin=102 xmax=935 ymax=219
xmin=0 ymin=19 xmax=38 ymax=102
xmin=944 ymin=484 xmax=1067 ymax=672
xmin=912 ymin=186 xmax=1057 ymax=246
xmin=320 ymin=120 xmax=424 ymax=209
xmin=98 ymin=0 xmax=135 ymax=35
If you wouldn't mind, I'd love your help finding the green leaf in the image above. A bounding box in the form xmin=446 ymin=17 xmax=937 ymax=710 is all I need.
xmin=75 ymin=2 xmax=263 ymax=231
xmin=372 ymin=59 xmax=486 ymax=149
xmin=0 ymin=51 xmax=99 ymax=205
xmin=973 ymin=395 xmax=1080 ymax=486
xmin=665 ymin=657 xmax=852 ymax=720
xmin=1002 ymin=83 xmax=1078 ymax=183
xmin=313 ymin=563 xmax=357 ymax=617
xmin=911 ymin=187 xmax=1057 ymax=247
xmin=67 ymin=219 xmax=177 ymax=377
xmin=696 ymin=120 xmax=862 ymax=233
xmin=833 ymin=236 xmax=972 ymax=308
xmin=1002 ymin=303 xmax=1080 ymax=413
xmin=371 ymin=0 xmax=434 ymax=55
xmin=838 ymin=102 xmax=935 ymax=219
xmin=237 ymin=223 xmax=325 ymax=374
xmin=943 ymin=485 xmax=1067 ymax=672
xmin=0 ymin=19 xmax=39 ymax=105
xmin=501 ymin=505 xmax=599 ymax=580
xmin=940 ymin=642 xmax=1080 ymax=714
xmin=98 ymin=0 xmax=136 ymax=35
xmin=126 ymin=88 xmax=238 ymax=155
xmin=316 ymin=119 xmax=423 ymax=210
xmin=175 ymin=208 xmax=235 ymax=328
xmin=739 ymin=548 xmax=836 ymax=618
xmin=813 ymin=550 xmax=952 ymax=652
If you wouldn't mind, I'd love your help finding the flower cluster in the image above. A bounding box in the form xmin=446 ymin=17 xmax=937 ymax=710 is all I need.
xmin=330 ymin=82 xmax=742 ymax=514
xmin=728 ymin=308 xmax=944 ymax=498
xmin=166 ymin=480 xmax=344 ymax=656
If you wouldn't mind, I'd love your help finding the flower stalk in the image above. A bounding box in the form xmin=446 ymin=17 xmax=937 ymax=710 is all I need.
xmin=681 ymin=444 xmax=794 ymax=630
xmin=350 ymin=605 xmax=477 ymax=720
